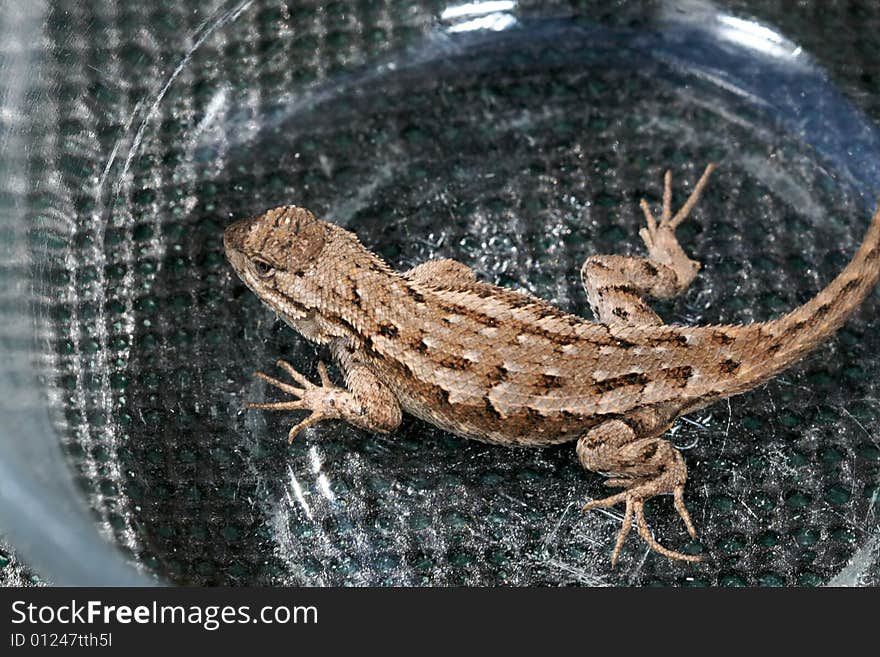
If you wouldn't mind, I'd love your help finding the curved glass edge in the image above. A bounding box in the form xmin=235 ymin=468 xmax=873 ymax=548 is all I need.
xmin=0 ymin=1 xmax=153 ymax=586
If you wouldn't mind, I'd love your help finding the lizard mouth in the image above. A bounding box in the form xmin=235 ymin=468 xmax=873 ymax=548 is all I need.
xmin=223 ymin=217 xmax=257 ymax=280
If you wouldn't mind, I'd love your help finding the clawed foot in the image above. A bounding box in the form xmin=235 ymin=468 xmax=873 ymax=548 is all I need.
xmin=247 ymin=359 xmax=344 ymax=443
xmin=638 ymin=163 xmax=716 ymax=291
xmin=583 ymin=483 xmax=701 ymax=567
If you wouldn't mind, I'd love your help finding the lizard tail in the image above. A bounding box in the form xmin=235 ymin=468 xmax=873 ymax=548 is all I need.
xmin=740 ymin=200 xmax=880 ymax=387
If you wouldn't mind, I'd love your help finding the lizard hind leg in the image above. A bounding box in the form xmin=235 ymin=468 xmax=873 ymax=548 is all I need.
xmin=576 ymin=419 xmax=701 ymax=566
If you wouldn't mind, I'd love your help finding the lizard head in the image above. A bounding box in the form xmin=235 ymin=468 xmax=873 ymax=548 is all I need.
xmin=224 ymin=205 xmax=330 ymax=321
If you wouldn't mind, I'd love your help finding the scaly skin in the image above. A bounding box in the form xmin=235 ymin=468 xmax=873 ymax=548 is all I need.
xmin=224 ymin=164 xmax=880 ymax=565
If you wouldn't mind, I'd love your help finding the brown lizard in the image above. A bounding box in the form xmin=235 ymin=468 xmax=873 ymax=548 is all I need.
xmin=224 ymin=164 xmax=880 ymax=565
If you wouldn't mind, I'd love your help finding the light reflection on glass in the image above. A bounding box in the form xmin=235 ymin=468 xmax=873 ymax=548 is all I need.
xmin=447 ymin=13 xmax=517 ymax=33
xmin=441 ymin=1 xmax=516 ymax=20
xmin=714 ymin=15 xmax=802 ymax=60
xmin=286 ymin=464 xmax=313 ymax=519
xmin=442 ymin=0 xmax=517 ymax=33
xmin=309 ymin=446 xmax=336 ymax=503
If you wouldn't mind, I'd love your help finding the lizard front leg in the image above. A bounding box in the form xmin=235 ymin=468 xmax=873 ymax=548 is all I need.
xmin=247 ymin=343 xmax=402 ymax=443
xmin=581 ymin=164 xmax=716 ymax=325
xmin=577 ymin=419 xmax=701 ymax=566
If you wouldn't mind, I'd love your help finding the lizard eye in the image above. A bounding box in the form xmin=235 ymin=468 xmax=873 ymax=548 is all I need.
xmin=252 ymin=257 xmax=275 ymax=278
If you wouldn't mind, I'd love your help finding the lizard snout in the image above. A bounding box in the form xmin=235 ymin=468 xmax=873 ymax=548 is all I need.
xmin=223 ymin=217 xmax=253 ymax=255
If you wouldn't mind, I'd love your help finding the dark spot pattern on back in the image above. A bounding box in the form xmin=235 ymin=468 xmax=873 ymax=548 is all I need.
xmin=483 ymin=398 xmax=504 ymax=420
xmin=663 ymin=365 xmax=693 ymax=387
xmin=719 ymin=359 xmax=740 ymax=374
xmin=592 ymin=372 xmax=650 ymax=394
xmin=536 ymin=373 xmax=565 ymax=390
xmin=487 ymin=364 xmax=509 ymax=385
xmin=710 ymin=330 xmax=736 ymax=346
xmin=406 ymin=286 xmax=427 ymax=303
xmin=377 ymin=321 xmax=399 ymax=339
xmin=437 ymin=354 xmax=472 ymax=371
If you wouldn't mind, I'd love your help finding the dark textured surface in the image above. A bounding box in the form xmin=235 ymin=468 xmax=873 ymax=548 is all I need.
xmin=3 ymin=0 xmax=880 ymax=586
xmin=0 ymin=541 xmax=43 ymax=587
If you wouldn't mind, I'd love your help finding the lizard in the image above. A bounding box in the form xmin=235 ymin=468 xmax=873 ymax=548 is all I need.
xmin=224 ymin=163 xmax=880 ymax=566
